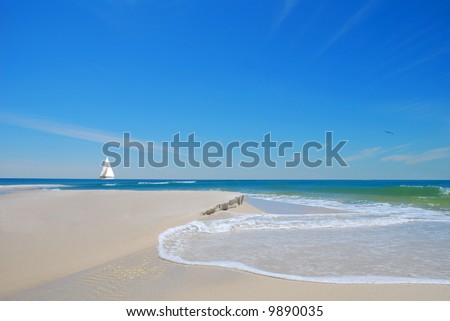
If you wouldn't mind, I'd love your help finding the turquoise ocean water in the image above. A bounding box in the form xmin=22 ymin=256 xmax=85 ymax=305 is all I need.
xmin=1 ymin=179 xmax=449 ymax=284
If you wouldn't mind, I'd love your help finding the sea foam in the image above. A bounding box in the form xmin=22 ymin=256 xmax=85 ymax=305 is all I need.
xmin=158 ymin=195 xmax=450 ymax=284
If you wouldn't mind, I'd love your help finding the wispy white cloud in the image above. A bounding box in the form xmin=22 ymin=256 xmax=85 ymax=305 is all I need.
xmin=345 ymin=147 xmax=384 ymax=162
xmin=270 ymin=0 xmax=300 ymax=37
xmin=382 ymin=147 xmax=450 ymax=164
xmin=0 ymin=111 xmax=173 ymax=155
xmin=0 ymin=111 xmax=121 ymax=143
xmin=345 ymin=144 xmax=409 ymax=162
xmin=379 ymin=98 xmax=449 ymax=122
xmin=389 ymin=45 xmax=450 ymax=77
xmin=318 ymin=0 xmax=379 ymax=56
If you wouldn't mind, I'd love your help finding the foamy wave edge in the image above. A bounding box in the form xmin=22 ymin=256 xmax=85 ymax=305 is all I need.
xmin=0 ymin=184 xmax=67 ymax=191
xmin=248 ymin=193 xmax=450 ymax=217
xmin=158 ymin=224 xmax=450 ymax=285
xmin=138 ymin=182 xmax=170 ymax=185
xmin=137 ymin=180 xmax=196 ymax=185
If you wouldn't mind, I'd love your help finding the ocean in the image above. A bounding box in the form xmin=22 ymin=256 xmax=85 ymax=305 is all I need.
xmin=1 ymin=178 xmax=449 ymax=284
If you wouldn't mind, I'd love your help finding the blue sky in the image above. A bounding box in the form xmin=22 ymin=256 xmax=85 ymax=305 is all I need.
xmin=1 ymin=0 xmax=449 ymax=179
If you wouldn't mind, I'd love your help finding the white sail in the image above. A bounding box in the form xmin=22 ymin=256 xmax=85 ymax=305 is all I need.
xmin=100 ymin=157 xmax=115 ymax=179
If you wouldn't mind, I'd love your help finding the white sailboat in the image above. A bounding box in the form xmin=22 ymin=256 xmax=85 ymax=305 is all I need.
xmin=99 ymin=157 xmax=115 ymax=179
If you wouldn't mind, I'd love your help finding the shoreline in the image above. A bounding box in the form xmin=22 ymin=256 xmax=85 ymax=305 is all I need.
xmin=1 ymin=190 xmax=449 ymax=300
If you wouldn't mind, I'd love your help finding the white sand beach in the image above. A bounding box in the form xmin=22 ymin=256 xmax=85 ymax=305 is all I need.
xmin=1 ymin=190 xmax=449 ymax=300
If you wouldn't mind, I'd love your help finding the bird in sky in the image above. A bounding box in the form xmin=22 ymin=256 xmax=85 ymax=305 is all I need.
xmin=385 ymin=131 xmax=394 ymax=135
